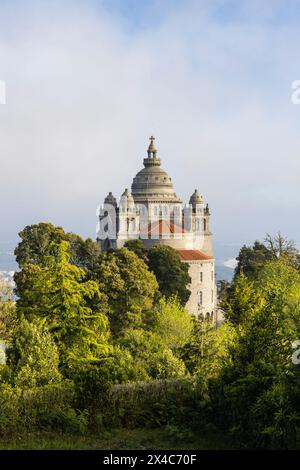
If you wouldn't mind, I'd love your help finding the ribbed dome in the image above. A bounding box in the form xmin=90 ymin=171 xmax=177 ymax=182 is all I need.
xmin=131 ymin=137 xmax=181 ymax=203
xmin=189 ymin=189 xmax=203 ymax=206
xmin=104 ymin=191 xmax=117 ymax=207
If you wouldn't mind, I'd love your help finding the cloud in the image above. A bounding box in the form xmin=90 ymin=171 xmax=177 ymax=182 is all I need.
xmin=0 ymin=0 xmax=299 ymax=246
xmin=223 ymin=258 xmax=238 ymax=269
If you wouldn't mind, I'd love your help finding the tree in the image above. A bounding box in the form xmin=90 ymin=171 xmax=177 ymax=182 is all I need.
xmin=221 ymin=271 xmax=265 ymax=325
xmin=265 ymin=232 xmax=300 ymax=269
xmin=95 ymin=248 xmax=159 ymax=336
xmin=214 ymin=258 xmax=300 ymax=448
xmin=16 ymin=241 xmax=110 ymax=369
xmin=14 ymin=223 xmax=101 ymax=292
xmin=234 ymin=241 xmax=274 ymax=280
xmin=123 ymin=239 xmax=148 ymax=260
xmin=0 ymin=281 xmax=16 ymax=342
xmin=180 ymin=317 xmax=236 ymax=379
xmin=234 ymin=234 xmax=300 ymax=282
xmin=153 ymin=297 xmax=193 ymax=351
xmin=66 ymin=232 xmax=101 ymax=276
xmin=147 ymin=348 xmax=186 ymax=379
xmin=15 ymin=223 xmax=67 ymax=268
xmin=221 ymin=235 xmax=300 ymax=326
xmin=119 ymin=328 xmax=186 ymax=380
xmin=7 ymin=318 xmax=62 ymax=388
xmin=148 ymin=245 xmax=191 ymax=305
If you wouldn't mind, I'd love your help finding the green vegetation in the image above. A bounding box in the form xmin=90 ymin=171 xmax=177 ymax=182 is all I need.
xmin=95 ymin=247 xmax=158 ymax=336
xmin=0 ymin=428 xmax=231 ymax=450
xmin=123 ymin=238 xmax=148 ymax=260
xmin=148 ymin=245 xmax=191 ymax=305
xmin=1 ymin=223 xmax=300 ymax=449
xmin=0 ymin=280 xmax=16 ymax=342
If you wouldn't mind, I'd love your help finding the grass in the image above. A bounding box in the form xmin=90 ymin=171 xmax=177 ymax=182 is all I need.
xmin=0 ymin=427 xmax=232 ymax=450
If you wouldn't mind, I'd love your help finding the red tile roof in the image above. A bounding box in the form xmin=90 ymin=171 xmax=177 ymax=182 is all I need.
xmin=176 ymin=249 xmax=213 ymax=261
xmin=141 ymin=220 xmax=187 ymax=236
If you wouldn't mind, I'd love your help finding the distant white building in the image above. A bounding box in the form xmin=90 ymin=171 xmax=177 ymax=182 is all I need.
xmin=98 ymin=137 xmax=220 ymax=323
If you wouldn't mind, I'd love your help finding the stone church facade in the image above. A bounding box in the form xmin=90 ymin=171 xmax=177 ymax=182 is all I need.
xmin=97 ymin=137 xmax=217 ymax=321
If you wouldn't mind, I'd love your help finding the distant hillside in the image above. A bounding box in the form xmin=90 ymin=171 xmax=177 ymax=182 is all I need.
xmin=0 ymin=241 xmax=18 ymax=272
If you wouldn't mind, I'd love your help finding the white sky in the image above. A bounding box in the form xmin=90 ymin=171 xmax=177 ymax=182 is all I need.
xmin=0 ymin=0 xmax=300 ymax=248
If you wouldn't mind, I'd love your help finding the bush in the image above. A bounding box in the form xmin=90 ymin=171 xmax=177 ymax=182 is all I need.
xmin=7 ymin=318 xmax=62 ymax=388
xmin=0 ymin=381 xmax=77 ymax=435
xmin=0 ymin=383 xmax=21 ymax=434
xmin=148 ymin=349 xmax=186 ymax=379
xmin=119 ymin=329 xmax=187 ymax=380
xmin=153 ymin=297 xmax=193 ymax=351
xmin=20 ymin=382 xmax=75 ymax=430
xmin=103 ymin=377 xmax=209 ymax=429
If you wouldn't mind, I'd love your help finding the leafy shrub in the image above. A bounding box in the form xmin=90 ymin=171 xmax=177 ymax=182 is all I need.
xmin=163 ymin=424 xmax=194 ymax=443
xmin=119 ymin=329 xmax=187 ymax=380
xmin=153 ymin=297 xmax=193 ymax=351
xmin=20 ymin=382 xmax=75 ymax=430
xmin=7 ymin=318 xmax=62 ymax=388
xmin=103 ymin=377 xmax=209 ymax=430
xmin=147 ymin=349 xmax=186 ymax=379
xmin=0 ymin=381 xmax=76 ymax=435
xmin=0 ymin=383 xmax=21 ymax=434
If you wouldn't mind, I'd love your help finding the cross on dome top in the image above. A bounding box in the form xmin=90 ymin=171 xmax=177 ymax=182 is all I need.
xmin=147 ymin=135 xmax=157 ymax=157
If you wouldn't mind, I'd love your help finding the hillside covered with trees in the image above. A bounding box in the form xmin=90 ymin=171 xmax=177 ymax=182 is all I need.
xmin=1 ymin=224 xmax=300 ymax=449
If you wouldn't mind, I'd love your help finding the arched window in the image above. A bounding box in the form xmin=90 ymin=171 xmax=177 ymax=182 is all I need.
xmin=198 ymin=291 xmax=203 ymax=306
xmin=203 ymin=219 xmax=207 ymax=231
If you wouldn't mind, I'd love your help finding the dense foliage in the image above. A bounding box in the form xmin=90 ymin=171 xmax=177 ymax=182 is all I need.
xmin=95 ymin=247 xmax=159 ymax=336
xmin=147 ymin=245 xmax=191 ymax=305
xmin=1 ymin=223 xmax=300 ymax=449
xmin=213 ymin=259 xmax=300 ymax=448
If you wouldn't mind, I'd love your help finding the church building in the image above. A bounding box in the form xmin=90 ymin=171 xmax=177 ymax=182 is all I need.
xmin=97 ymin=137 xmax=217 ymax=321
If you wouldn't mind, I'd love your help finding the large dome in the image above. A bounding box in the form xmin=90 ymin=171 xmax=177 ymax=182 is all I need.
xmin=131 ymin=137 xmax=181 ymax=203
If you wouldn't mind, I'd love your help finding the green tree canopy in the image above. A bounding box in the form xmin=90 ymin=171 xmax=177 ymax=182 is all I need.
xmin=234 ymin=233 xmax=300 ymax=282
xmin=7 ymin=318 xmax=62 ymax=388
xmin=123 ymin=239 xmax=148 ymax=260
xmin=234 ymin=241 xmax=274 ymax=280
xmin=14 ymin=223 xmax=101 ymax=284
xmin=264 ymin=232 xmax=300 ymax=269
xmin=0 ymin=281 xmax=16 ymax=342
xmin=15 ymin=223 xmax=66 ymax=268
xmin=180 ymin=317 xmax=236 ymax=379
xmin=147 ymin=245 xmax=191 ymax=305
xmin=221 ymin=271 xmax=265 ymax=325
xmin=153 ymin=297 xmax=193 ymax=351
xmin=119 ymin=328 xmax=186 ymax=380
xmin=220 ymin=234 xmax=300 ymax=324
xmin=215 ymin=257 xmax=300 ymax=447
xmin=95 ymin=248 xmax=159 ymax=336
xmin=16 ymin=241 xmax=110 ymax=369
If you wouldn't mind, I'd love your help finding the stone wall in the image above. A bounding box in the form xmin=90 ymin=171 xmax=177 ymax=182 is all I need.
xmin=184 ymin=259 xmax=216 ymax=319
